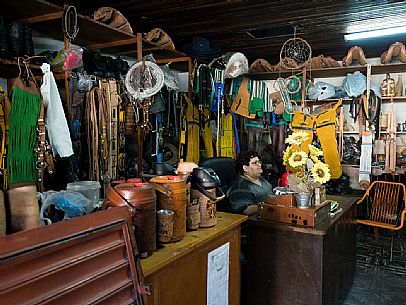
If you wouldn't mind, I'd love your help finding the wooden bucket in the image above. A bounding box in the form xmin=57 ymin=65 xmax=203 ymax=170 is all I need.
xmin=7 ymin=185 xmax=40 ymax=233
xmin=150 ymin=176 xmax=187 ymax=242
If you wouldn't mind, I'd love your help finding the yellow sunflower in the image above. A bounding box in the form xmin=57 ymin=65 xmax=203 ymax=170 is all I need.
xmin=308 ymin=144 xmax=323 ymax=157
xmin=311 ymin=162 xmax=331 ymax=184
xmin=282 ymin=146 xmax=293 ymax=165
xmin=288 ymin=151 xmax=308 ymax=168
xmin=285 ymin=131 xmax=310 ymax=146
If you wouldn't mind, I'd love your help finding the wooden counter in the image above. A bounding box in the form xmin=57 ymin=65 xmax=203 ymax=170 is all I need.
xmin=141 ymin=212 xmax=247 ymax=305
xmin=247 ymin=196 xmax=358 ymax=305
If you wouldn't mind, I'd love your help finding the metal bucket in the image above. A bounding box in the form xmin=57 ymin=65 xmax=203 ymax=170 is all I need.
xmin=295 ymin=193 xmax=312 ymax=209
xmin=105 ymin=182 xmax=157 ymax=257
xmin=157 ymin=209 xmax=174 ymax=243
xmin=150 ymin=176 xmax=187 ymax=242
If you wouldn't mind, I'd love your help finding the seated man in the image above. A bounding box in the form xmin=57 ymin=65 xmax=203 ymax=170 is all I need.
xmin=227 ymin=151 xmax=275 ymax=215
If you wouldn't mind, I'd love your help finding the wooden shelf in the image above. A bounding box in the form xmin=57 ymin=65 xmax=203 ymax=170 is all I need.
xmin=292 ymin=96 xmax=406 ymax=104
xmin=2 ymin=0 xmax=188 ymax=62
xmin=247 ymin=62 xmax=406 ymax=80
xmin=337 ymin=131 xmax=406 ymax=135
xmin=0 ymin=58 xmax=65 ymax=79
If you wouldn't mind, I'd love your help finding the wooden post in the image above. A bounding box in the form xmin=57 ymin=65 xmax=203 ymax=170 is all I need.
xmin=63 ymin=5 xmax=71 ymax=123
xmin=301 ymin=66 xmax=306 ymax=110
xmin=136 ymin=33 xmax=143 ymax=177
xmin=188 ymin=57 xmax=193 ymax=99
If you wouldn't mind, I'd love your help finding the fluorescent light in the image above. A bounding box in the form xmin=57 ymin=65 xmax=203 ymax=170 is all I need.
xmin=344 ymin=26 xmax=406 ymax=41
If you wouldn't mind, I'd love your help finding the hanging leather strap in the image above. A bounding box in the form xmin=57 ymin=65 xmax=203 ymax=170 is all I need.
xmin=0 ymin=87 xmax=10 ymax=190
xmin=36 ymin=98 xmax=55 ymax=192
xmin=86 ymin=87 xmax=101 ymax=181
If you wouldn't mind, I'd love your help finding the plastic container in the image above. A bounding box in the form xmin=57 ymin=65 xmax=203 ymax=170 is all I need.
xmin=66 ymin=181 xmax=101 ymax=206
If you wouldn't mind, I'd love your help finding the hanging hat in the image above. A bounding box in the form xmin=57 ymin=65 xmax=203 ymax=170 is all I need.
xmin=183 ymin=37 xmax=221 ymax=60
xmin=222 ymin=52 xmax=249 ymax=79
xmin=125 ymin=60 xmax=164 ymax=100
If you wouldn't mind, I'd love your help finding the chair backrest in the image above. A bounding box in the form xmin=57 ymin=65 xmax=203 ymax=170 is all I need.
xmin=200 ymin=157 xmax=237 ymax=188
xmin=357 ymin=181 xmax=406 ymax=230
xmin=199 ymin=157 xmax=238 ymax=212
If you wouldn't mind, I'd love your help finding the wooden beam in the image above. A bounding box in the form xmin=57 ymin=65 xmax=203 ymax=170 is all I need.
xmin=87 ymin=38 xmax=138 ymax=50
xmin=18 ymin=11 xmax=64 ymax=24
xmin=143 ymin=47 xmax=161 ymax=52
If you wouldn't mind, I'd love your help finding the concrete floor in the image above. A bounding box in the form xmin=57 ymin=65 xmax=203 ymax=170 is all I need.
xmin=342 ymin=228 xmax=406 ymax=305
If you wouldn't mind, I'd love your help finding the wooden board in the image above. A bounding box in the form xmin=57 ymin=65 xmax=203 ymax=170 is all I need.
xmin=141 ymin=212 xmax=247 ymax=305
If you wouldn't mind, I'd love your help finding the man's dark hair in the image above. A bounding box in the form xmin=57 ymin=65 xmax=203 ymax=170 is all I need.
xmin=235 ymin=151 xmax=260 ymax=175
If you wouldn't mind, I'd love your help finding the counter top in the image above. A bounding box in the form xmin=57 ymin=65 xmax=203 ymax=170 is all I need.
xmin=141 ymin=212 xmax=247 ymax=277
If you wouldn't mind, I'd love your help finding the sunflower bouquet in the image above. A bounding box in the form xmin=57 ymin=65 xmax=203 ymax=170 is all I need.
xmin=282 ymin=131 xmax=331 ymax=194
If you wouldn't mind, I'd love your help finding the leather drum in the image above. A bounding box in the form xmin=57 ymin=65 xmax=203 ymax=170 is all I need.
xmin=105 ymin=182 xmax=156 ymax=257
xmin=150 ymin=176 xmax=187 ymax=242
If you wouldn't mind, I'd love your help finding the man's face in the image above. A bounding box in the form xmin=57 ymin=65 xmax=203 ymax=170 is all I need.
xmin=244 ymin=157 xmax=263 ymax=178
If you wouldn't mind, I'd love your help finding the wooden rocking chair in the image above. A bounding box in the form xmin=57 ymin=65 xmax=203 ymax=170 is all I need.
xmin=356 ymin=181 xmax=406 ymax=261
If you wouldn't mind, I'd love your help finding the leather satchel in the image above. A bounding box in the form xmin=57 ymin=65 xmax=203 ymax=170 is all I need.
xmin=144 ymin=28 xmax=175 ymax=50
xmin=93 ymin=7 xmax=133 ymax=34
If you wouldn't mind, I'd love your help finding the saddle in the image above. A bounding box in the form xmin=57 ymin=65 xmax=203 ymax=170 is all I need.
xmin=342 ymin=46 xmax=367 ymax=66
xmin=380 ymin=42 xmax=406 ymax=64
xmin=93 ymin=7 xmax=133 ymax=34
xmin=249 ymin=59 xmax=274 ymax=73
xmin=308 ymin=55 xmax=341 ymax=69
xmin=144 ymin=28 xmax=175 ymax=50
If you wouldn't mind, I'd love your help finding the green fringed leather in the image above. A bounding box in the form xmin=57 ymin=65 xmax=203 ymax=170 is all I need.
xmin=7 ymin=87 xmax=41 ymax=186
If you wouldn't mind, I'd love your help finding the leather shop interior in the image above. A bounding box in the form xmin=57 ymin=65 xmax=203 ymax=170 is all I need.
xmin=1 ymin=1 xmax=406 ymax=305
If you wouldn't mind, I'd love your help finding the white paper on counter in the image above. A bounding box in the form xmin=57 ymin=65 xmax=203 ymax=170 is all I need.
xmin=207 ymin=242 xmax=230 ymax=305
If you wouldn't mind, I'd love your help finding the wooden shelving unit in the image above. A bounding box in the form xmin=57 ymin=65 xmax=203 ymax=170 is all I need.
xmin=247 ymin=62 xmax=406 ymax=80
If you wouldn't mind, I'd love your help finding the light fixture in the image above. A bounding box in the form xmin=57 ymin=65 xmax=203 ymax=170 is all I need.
xmin=344 ymin=26 xmax=406 ymax=41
